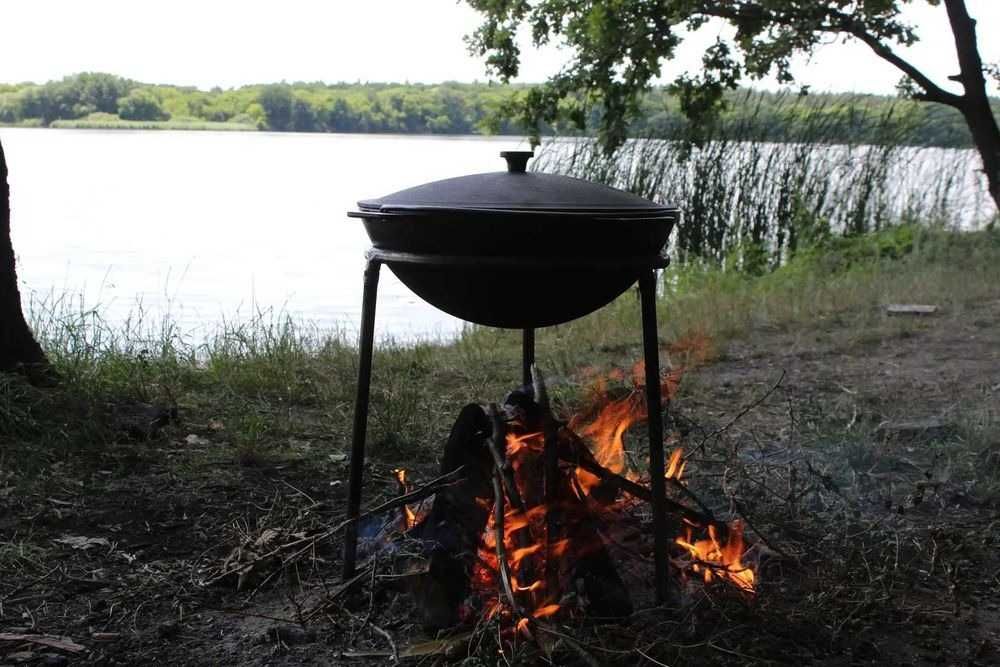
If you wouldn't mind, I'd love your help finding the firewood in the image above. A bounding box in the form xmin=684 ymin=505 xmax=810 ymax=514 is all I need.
xmin=560 ymin=444 xmax=718 ymax=524
xmin=407 ymin=404 xmax=495 ymax=630
xmin=531 ymin=364 xmax=563 ymax=600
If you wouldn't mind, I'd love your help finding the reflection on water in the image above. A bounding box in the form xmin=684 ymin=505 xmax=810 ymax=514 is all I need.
xmin=4 ymin=128 xmax=532 ymax=343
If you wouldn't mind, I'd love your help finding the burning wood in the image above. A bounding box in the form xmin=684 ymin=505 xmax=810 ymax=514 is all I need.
xmin=387 ymin=354 xmax=756 ymax=640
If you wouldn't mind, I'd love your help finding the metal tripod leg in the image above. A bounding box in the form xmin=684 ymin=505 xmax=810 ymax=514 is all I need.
xmin=522 ymin=328 xmax=535 ymax=388
xmin=342 ymin=259 xmax=381 ymax=579
xmin=639 ymin=269 xmax=669 ymax=605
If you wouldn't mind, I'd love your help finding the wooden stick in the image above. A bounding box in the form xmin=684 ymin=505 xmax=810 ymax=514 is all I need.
xmin=532 ymin=365 xmax=562 ymax=605
xmin=484 ymin=403 xmax=541 ymax=610
xmin=484 ymin=404 xmax=527 ymax=514
xmin=361 ymin=466 xmax=466 ymax=520
xmin=567 ymin=452 xmax=714 ymax=525
xmin=492 ymin=472 xmax=525 ymax=618
xmin=664 ymin=473 xmax=716 ymax=520
xmin=208 ymin=468 xmax=467 ymax=587
xmin=303 ymin=565 xmax=374 ymax=621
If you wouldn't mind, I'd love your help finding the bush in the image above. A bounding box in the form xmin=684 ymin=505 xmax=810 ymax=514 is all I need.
xmin=0 ymin=94 xmax=19 ymax=123
xmin=258 ymin=85 xmax=293 ymax=131
xmin=117 ymin=89 xmax=169 ymax=121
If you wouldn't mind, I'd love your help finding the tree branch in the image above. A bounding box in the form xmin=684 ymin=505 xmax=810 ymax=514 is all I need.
xmin=691 ymin=3 xmax=964 ymax=109
xmin=842 ymin=24 xmax=964 ymax=109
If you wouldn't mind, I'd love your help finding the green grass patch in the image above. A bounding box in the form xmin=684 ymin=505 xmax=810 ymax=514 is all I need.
xmin=48 ymin=118 xmax=256 ymax=131
xmin=2 ymin=227 xmax=998 ymax=476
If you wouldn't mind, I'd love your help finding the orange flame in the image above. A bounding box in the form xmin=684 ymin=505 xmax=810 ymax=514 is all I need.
xmin=532 ymin=604 xmax=560 ymax=619
xmin=665 ymin=448 xmax=685 ymax=480
xmin=675 ymin=521 xmax=755 ymax=593
xmin=509 ymin=543 xmax=541 ymax=570
xmin=572 ymin=394 xmax=641 ymax=478
xmin=468 ymin=338 xmax=756 ymax=636
xmin=393 ymin=468 xmax=418 ymax=530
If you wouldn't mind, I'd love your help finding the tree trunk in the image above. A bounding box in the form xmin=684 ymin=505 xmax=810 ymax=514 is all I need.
xmin=945 ymin=0 xmax=1000 ymax=213
xmin=0 ymin=136 xmax=47 ymax=373
xmin=962 ymin=98 xmax=1000 ymax=213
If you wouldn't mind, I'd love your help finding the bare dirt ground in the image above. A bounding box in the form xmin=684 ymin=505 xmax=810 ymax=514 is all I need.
xmin=2 ymin=297 xmax=998 ymax=665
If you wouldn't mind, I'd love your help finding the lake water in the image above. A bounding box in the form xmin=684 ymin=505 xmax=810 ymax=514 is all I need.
xmin=4 ymin=128 xmax=535 ymax=343
xmin=3 ymin=128 xmax=989 ymax=346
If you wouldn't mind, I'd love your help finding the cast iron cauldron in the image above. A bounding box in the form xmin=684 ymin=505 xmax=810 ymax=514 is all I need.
xmin=348 ymin=151 xmax=678 ymax=328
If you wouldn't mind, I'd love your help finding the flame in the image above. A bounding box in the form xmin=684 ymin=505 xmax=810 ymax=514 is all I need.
xmin=509 ymin=543 xmax=542 ymax=569
xmin=572 ymin=394 xmax=641 ymax=477
xmin=665 ymin=448 xmax=685 ymax=480
xmin=393 ymin=468 xmax=418 ymax=530
xmin=507 ymin=431 xmax=544 ymax=456
xmin=675 ymin=521 xmax=755 ymax=593
xmin=532 ymin=604 xmax=560 ymax=619
xmin=512 ymin=576 xmax=543 ymax=593
xmin=467 ymin=338 xmax=756 ymax=638
xmin=569 ymin=335 xmax=710 ymax=493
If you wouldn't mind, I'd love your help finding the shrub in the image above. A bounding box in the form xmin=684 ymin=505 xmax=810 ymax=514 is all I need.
xmin=117 ymin=89 xmax=169 ymax=121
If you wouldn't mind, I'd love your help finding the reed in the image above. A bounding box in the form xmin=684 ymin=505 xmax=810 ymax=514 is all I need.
xmin=537 ymin=91 xmax=994 ymax=270
xmin=48 ymin=118 xmax=256 ymax=131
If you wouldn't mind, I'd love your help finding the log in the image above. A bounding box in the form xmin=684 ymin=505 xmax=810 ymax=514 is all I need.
xmin=407 ymin=404 xmax=494 ymax=630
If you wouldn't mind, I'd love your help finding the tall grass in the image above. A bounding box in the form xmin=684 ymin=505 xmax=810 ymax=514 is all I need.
xmin=537 ymin=92 xmax=995 ymax=270
xmin=48 ymin=118 xmax=256 ymax=131
xmin=3 ymin=226 xmax=997 ymax=475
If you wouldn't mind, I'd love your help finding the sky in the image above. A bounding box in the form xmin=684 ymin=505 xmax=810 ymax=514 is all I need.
xmin=0 ymin=0 xmax=997 ymax=96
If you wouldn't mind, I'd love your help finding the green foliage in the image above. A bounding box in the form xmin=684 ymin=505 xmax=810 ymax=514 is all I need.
xmin=49 ymin=117 xmax=255 ymax=131
xmin=464 ymin=0 xmax=997 ymax=153
xmin=782 ymin=224 xmax=919 ymax=277
xmin=0 ymin=73 xmax=134 ymax=125
xmin=0 ymin=72 xmax=992 ymax=149
xmin=117 ymin=88 xmax=169 ymax=121
xmin=258 ymin=84 xmax=293 ymax=131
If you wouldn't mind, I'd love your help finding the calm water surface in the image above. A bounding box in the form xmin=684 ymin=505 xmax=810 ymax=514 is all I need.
xmin=4 ymin=128 xmax=534 ymax=342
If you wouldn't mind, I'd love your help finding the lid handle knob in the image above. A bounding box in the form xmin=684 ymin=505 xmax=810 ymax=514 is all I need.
xmin=500 ymin=150 xmax=534 ymax=173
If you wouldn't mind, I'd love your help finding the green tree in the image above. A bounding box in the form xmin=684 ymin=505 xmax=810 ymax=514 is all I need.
xmin=465 ymin=0 xmax=1000 ymax=211
xmin=117 ymin=88 xmax=169 ymax=121
xmin=71 ymin=72 xmax=133 ymax=114
xmin=0 ymin=95 xmax=19 ymax=123
xmin=291 ymin=96 xmax=317 ymax=131
xmin=258 ymin=84 xmax=293 ymax=131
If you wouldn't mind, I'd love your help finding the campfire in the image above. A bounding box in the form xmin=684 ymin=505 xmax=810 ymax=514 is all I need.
xmin=336 ymin=152 xmax=757 ymax=651
xmin=370 ymin=344 xmax=757 ymax=639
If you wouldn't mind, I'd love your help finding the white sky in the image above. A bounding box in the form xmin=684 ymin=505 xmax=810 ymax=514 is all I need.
xmin=0 ymin=0 xmax=997 ymax=96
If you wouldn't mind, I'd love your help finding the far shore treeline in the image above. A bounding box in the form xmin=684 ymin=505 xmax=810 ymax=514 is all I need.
xmin=0 ymin=72 xmax=995 ymax=148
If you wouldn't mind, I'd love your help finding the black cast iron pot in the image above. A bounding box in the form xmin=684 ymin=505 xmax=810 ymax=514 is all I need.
xmin=348 ymin=151 xmax=678 ymax=328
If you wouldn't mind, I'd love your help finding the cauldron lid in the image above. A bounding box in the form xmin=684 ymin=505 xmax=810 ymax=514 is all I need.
xmin=356 ymin=150 xmax=677 ymax=217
